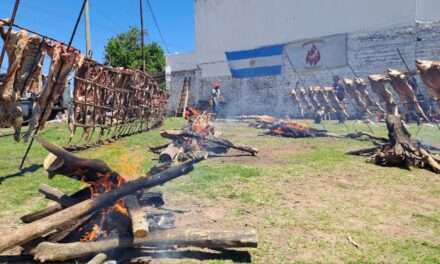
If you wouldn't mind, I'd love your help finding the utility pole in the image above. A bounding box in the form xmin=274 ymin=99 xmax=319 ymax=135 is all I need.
xmin=84 ymin=0 xmax=92 ymax=58
xmin=140 ymin=0 xmax=146 ymax=72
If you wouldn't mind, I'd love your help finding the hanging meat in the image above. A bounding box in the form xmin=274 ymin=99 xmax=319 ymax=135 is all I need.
xmin=0 ymin=26 xmax=29 ymax=141
xmin=344 ymin=78 xmax=371 ymax=116
xmin=307 ymin=87 xmax=321 ymax=111
xmin=14 ymin=35 xmax=46 ymax=97
xmin=354 ymin=78 xmax=385 ymax=113
xmin=416 ymin=59 xmax=440 ymax=109
xmin=313 ymin=86 xmax=335 ymax=113
xmin=289 ymin=89 xmax=305 ymax=117
xmin=387 ymin=69 xmax=430 ymax=122
xmin=29 ymin=40 xmax=84 ymax=137
xmin=298 ymin=87 xmax=315 ymax=114
xmin=368 ymin=74 xmax=398 ymax=115
xmin=324 ymin=86 xmax=349 ymax=118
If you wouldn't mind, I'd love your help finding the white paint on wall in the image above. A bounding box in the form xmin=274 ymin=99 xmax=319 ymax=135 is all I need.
xmin=194 ymin=0 xmax=417 ymax=63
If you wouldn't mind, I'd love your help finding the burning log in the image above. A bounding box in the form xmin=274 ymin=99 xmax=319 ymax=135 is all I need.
xmin=0 ymin=139 xmax=205 ymax=253
xmin=21 ymin=187 xmax=92 ymax=223
xmin=159 ymin=143 xmax=184 ymax=163
xmin=125 ymin=195 xmax=149 ymax=238
xmin=160 ymin=130 xmax=258 ymax=156
xmin=348 ymin=115 xmax=440 ymax=173
xmin=31 ymin=229 xmax=258 ymax=262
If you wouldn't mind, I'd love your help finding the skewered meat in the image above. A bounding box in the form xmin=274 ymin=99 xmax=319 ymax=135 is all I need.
xmin=313 ymin=86 xmax=335 ymax=113
xmin=14 ymin=35 xmax=45 ymax=97
xmin=354 ymin=78 xmax=385 ymax=113
xmin=323 ymin=86 xmax=349 ymax=118
xmin=344 ymin=78 xmax=371 ymax=115
xmin=298 ymin=87 xmax=314 ymax=113
xmin=368 ymin=74 xmax=398 ymax=115
xmin=0 ymin=27 xmax=29 ymax=141
xmin=289 ymin=89 xmax=304 ymax=117
xmin=416 ymin=59 xmax=440 ymax=108
xmin=28 ymin=41 xmax=84 ymax=137
xmin=387 ymin=69 xmax=430 ymax=121
xmin=307 ymin=87 xmax=321 ymax=111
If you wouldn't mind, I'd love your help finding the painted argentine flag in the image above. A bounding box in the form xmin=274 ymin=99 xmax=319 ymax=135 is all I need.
xmin=225 ymin=44 xmax=285 ymax=78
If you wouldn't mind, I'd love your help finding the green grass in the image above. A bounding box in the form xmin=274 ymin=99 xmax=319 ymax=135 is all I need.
xmin=0 ymin=118 xmax=185 ymax=217
xmin=0 ymin=118 xmax=440 ymax=263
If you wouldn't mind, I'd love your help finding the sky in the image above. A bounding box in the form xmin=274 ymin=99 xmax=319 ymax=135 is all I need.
xmin=0 ymin=0 xmax=195 ymax=65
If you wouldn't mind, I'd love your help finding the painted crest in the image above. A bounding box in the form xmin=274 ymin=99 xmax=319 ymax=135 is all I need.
xmin=305 ymin=44 xmax=321 ymax=66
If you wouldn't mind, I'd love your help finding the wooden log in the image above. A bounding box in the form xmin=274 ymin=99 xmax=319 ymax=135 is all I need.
xmin=159 ymin=143 xmax=184 ymax=163
xmin=21 ymin=187 xmax=91 ymax=223
xmin=125 ymin=195 xmax=149 ymax=238
xmin=161 ymin=130 xmax=259 ymax=156
xmin=0 ymin=155 xmax=204 ymax=253
xmin=86 ymin=253 xmax=107 ymax=264
xmin=38 ymin=184 xmax=79 ymax=206
xmin=31 ymin=229 xmax=258 ymax=262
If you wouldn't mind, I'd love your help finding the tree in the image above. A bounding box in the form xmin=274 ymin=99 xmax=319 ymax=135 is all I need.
xmin=104 ymin=27 xmax=165 ymax=74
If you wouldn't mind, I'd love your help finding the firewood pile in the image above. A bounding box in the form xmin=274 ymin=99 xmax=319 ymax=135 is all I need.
xmin=241 ymin=115 xmax=331 ymax=138
xmin=348 ymin=114 xmax=440 ymax=173
xmin=150 ymin=109 xmax=258 ymax=166
xmin=0 ymin=138 xmax=257 ymax=263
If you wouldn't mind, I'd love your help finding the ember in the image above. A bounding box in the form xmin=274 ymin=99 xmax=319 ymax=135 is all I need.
xmin=0 ymin=139 xmax=257 ymax=263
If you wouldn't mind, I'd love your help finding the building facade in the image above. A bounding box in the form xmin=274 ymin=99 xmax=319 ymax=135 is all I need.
xmin=166 ymin=0 xmax=440 ymax=117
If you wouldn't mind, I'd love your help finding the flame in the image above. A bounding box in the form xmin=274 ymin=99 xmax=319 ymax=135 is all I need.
xmin=79 ymin=170 xmax=129 ymax=241
xmin=80 ymin=224 xmax=101 ymax=242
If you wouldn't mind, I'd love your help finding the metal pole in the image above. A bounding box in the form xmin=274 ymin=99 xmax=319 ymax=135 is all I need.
xmin=84 ymin=0 xmax=92 ymax=57
xmin=20 ymin=0 xmax=88 ymax=170
xmin=396 ymin=48 xmax=411 ymax=72
xmin=0 ymin=0 xmax=21 ymax=69
xmin=140 ymin=0 xmax=146 ymax=72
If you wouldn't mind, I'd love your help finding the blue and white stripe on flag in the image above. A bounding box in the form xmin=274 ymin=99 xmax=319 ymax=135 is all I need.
xmin=225 ymin=44 xmax=285 ymax=78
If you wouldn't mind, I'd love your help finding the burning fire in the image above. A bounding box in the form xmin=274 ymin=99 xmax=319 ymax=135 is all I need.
xmin=79 ymin=171 xmax=129 ymax=241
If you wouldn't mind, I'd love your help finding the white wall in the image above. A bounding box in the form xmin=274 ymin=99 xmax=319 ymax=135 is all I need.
xmin=416 ymin=0 xmax=440 ymax=21
xmin=168 ymin=0 xmax=440 ymax=77
xmin=195 ymin=0 xmax=418 ymax=63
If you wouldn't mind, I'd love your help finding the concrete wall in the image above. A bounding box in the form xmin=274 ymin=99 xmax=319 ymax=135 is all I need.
xmin=194 ymin=0 xmax=419 ymax=63
xmin=168 ymin=21 xmax=440 ymax=117
xmin=166 ymin=0 xmax=440 ymax=116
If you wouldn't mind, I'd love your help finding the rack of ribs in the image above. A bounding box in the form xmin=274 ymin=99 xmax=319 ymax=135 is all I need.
xmin=313 ymin=86 xmax=335 ymax=113
xmin=354 ymin=78 xmax=384 ymax=113
xmin=298 ymin=87 xmax=315 ymax=114
xmin=368 ymin=74 xmax=398 ymax=115
xmin=387 ymin=69 xmax=430 ymax=121
xmin=37 ymin=41 xmax=84 ymax=129
xmin=344 ymin=78 xmax=371 ymax=115
xmin=416 ymin=59 xmax=440 ymax=109
xmin=323 ymin=86 xmax=349 ymax=118
xmin=307 ymin=87 xmax=321 ymax=111
xmin=0 ymin=27 xmax=29 ymax=141
xmin=289 ymin=89 xmax=305 ymax=117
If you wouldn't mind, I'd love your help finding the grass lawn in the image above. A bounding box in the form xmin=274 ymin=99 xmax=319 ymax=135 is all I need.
xmin=0 ymin=118 xmax=440 ymax=263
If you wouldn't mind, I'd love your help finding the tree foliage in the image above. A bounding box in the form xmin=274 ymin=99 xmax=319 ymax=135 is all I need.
xmin=104 ymin=27 xmax=165 ymax=74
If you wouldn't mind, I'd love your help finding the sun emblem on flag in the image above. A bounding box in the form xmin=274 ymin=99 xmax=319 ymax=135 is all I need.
xmin=249 ymin=59 xmax=257 ymax=67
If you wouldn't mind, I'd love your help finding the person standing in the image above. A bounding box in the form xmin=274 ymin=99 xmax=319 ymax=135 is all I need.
xmin=211 ymin=82 xmax=221 ymax=115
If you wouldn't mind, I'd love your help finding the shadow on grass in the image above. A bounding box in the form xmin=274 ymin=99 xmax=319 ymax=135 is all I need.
xmin=0 ymin=164 xmax=43 ymax=184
